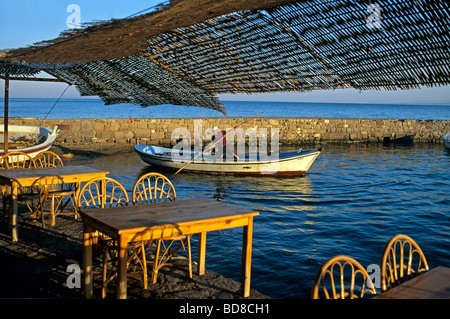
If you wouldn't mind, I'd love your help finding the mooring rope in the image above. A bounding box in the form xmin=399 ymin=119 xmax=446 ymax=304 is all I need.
xmin=31 ymin=84 xmax=71 ymax=140
xmin=42 ymin=84 xmax=71 ymax=121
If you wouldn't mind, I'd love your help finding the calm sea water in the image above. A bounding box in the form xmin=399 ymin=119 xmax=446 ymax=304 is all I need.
xmin=65 ymin=143 xmax=450 ymax=299
xmin=2 ymin=98 xmax=450 ymax=120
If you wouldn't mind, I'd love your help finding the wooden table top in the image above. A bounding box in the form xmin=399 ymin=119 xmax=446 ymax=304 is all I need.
xmin=0 ymin=165 xmax=109 ymax=186
xmin=374 ymin=266 xmax=450 ymax=299
xmin=79 ymin=197 xmax=259 ymax=236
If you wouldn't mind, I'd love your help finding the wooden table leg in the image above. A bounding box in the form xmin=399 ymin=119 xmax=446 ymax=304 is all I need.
xmin=11 ymin=183 xmax=18 ymax=242
xmin=197 ymin=232 xmax=207 ymax=276
xmin=241 ymin=217 xmax=254 ymax=298
xmin=117 ymin=234 xmax=128 ymax=299
xmin=100 ymin=179 xmax=106 ymax=208
xmin=83 ymin=224 xmax=94 ymax=299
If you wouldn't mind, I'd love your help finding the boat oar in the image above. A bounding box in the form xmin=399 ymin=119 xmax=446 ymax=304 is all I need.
xmin=175 ymin=112 xmax=264 ymax=174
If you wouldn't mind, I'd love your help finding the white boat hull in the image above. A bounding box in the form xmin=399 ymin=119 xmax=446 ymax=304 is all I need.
xmin=0 ymin=125 xmax=59 ymax=158
xmin=444 ymin=133 xmax=450 ymax=149
xmin=134 ymin=145 xmax=320 ymax=176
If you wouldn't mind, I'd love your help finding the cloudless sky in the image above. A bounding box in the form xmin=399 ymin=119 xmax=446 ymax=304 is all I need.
xmin=0 ymin=0 xmax=449 ymax=105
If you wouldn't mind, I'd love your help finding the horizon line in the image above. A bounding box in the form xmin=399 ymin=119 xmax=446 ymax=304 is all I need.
xmin=0 ymin=97 xmax=449 ymax=107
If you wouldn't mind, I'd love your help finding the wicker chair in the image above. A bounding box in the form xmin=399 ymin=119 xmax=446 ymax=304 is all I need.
xmin=33 ymin=151 xmax=63 ymax=167
xmin=311 ymin=255 xmax=376 ymax=299
xmin=0 ymin=152 xmax=38 ymax=222
xmin=33 ymin=151 xmax=77 ymax=227
xmin=78 ymin=177 xmax=147 ymax=298
xmin=0 ymin=151 xmax=35 ymax=169
xmin=380 ymin=234 xmax=429 ymax=292
xmin=132 ymin=172 xmax=192 ymax=284
xmin=78 ymin=177 xmax=129 ymax=210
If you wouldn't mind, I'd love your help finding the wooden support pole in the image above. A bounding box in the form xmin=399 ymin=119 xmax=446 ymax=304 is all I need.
xmin=4 ymin=74 xmax=9 ymax=154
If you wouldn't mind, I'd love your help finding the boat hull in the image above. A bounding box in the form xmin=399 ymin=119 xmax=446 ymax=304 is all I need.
xmin=444 ymin=133 xmax=450 ymax=149
xmin=134 ymin=145 xmax=320 ymax=176
xmin=0 ymin=125 xmax=59 ymax=157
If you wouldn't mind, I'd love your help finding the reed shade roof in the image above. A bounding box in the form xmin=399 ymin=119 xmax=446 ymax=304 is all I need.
xmin=1 ymin=0 xmax=449 ymax=114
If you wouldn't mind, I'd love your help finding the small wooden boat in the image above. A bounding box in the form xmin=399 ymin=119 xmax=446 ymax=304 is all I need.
xmin=134 ymin=144 xmax=320 ymax=176
xmin=0 ymin=125 xmax=59 ymax=157
xmin=444 ymin=133 xmax=450 ymax=149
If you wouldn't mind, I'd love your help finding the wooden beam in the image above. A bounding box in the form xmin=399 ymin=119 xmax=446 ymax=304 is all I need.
xmin=0 ymin=75 xmax=69 ymax=83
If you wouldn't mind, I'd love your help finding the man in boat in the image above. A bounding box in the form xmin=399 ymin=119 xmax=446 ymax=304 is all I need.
xmin=212 ymin=126 xmax=226 ymax=158
xmin=212 ymin=126 xmax=239 ymax=160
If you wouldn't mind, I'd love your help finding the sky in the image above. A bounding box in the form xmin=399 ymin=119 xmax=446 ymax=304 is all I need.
xmin=0 ymin=0 xmax=449 ymax=105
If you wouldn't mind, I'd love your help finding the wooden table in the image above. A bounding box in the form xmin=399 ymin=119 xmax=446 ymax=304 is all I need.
xmin=79 ymin=197 xmax=259 ymax=299
xmin=373 ymin=266 xmax=450 ymax=299
xmin=0 ymin=165 xmax=109 ymax=242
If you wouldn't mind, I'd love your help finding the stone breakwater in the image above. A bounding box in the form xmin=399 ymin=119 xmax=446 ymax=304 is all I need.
xmin=6 ymin=117 xmax=450 ymax=146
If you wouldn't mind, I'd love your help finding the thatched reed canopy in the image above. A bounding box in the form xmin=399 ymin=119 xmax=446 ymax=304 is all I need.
xmin=1 ymin=0 xmax=449 ymax=114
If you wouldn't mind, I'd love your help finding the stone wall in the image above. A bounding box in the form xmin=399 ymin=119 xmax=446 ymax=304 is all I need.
xmin=6 ymin=117 xmax=450 ymax=146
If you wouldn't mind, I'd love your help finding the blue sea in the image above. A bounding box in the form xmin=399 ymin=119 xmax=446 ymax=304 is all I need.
xmin=1 ymin=98 xmax=450 ymax=120
xmin=68 ymin=143 xmax=450 ymax=299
